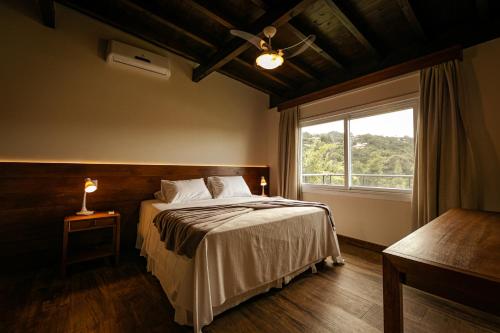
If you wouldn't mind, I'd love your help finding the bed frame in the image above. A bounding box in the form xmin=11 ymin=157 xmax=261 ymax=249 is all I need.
xmin=0 ymin=162 xmax=269 ymax=270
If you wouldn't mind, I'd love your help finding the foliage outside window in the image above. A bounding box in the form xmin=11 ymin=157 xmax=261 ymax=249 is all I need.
xmin=300 ymin=101 xmax=416 ymax=192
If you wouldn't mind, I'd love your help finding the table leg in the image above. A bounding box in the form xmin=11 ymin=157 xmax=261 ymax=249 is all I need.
xmin=61 ymin=221 xmax=68 ymax=278
xmin=114 ymin=216 xmax=120 ymax=265
xmin=383 ymin=255 xmax=403 ymax=333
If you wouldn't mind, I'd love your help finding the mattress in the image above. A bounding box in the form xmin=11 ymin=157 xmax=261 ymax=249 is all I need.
xmin=136 ymin=196 xmax=343 ymax=332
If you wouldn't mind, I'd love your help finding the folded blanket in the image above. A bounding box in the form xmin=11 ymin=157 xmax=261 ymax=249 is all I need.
xmin=153 ymin=199 xmax=335 ymax=258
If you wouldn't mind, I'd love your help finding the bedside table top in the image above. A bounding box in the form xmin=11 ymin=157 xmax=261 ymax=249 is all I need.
xmin=64 ymin=212 xmax=120 ymax=222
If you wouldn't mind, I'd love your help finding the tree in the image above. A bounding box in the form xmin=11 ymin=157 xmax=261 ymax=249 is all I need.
xmin=302 ymin=130 xmax=414 ymax=189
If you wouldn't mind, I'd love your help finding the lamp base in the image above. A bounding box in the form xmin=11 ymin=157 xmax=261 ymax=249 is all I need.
xmin=261 ymin=185 xmax=267 ymax=197
xmin=76 ymin=210 xmax=94 ymax=215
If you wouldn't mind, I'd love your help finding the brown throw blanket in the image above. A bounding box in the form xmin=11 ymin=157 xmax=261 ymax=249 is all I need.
xmin=153 ymin=199 xmax=335 ymax=258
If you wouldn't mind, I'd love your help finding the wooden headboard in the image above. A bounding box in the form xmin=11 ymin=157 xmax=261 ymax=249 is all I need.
xmin=0 ymin=162 xmax=269 ymax=270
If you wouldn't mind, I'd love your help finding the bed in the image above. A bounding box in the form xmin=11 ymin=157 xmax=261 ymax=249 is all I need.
xmin=136 ymin=195 xmax=343 ymax=332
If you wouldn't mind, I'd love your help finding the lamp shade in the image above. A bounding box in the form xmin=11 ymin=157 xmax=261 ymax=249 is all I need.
xmin=84 ymin=178 xmax=98 ymax=193
xmin=260 ymin=176 xmax=267 ymax=186
xmin=255 ymin=52 xmax=284 ymax=70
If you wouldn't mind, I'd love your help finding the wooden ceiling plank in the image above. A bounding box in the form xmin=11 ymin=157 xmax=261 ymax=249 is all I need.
xmin=475 ymin=0 xmax=489 ymax=21
xmin=118 ymin=0 xmax=217 ymax=49
xmin=182 ymin=0 xmax=236 ymax=29
xmin=287 ymin=23 xmax=346 ymax=70
xmin=323 ymin=0 xmax=378 ymax=57
xmin=285 ymin=60 xmax=319 ymax=81
xmin=192 ymin=0 xmax=316 ymax=82
xmin=397 ymin=0 xmax=426 ymax=40
xmin=249 ymin=0 xmax=269 ymax=10
xmin=38 ymin=0 xmax=55 ymax=28
xmin=277 ymin=46 xmax=462 ymax=110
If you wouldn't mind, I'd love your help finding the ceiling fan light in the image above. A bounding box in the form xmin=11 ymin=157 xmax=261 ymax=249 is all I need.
xmin=256 ymin=52 xmax=284 ymax=70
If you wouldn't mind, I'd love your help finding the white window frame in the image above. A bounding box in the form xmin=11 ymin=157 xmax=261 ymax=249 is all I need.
xmin=299 ymin=93 xmax=419 ymax=201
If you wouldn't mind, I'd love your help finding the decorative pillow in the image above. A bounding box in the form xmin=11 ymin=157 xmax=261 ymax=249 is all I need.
xmin=160 ymin=178 xmax=212 ymax=203
xmin=207 ymin=176 xmax=252 ymax=198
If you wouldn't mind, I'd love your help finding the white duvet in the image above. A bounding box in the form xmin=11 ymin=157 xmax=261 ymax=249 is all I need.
xmin=136 ymin=196 xmax=343 ymax=332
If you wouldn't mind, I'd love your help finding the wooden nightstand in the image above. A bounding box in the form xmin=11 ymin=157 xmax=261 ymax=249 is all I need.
xmin=62 ymin=212 xmax=120 ymax=277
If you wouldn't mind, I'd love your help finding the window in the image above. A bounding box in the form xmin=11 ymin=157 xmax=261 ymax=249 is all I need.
xmin=300 ymin=98 xmax=416 ymax=193
xmin=301 ymin=120 xmax=345 ymax=186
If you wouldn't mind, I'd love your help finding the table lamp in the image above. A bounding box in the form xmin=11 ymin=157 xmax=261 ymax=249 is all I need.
xmin=77 ymin=178 xmax=98 ymax=215
xmin=260 ymin=176 xmax=267 ymax=196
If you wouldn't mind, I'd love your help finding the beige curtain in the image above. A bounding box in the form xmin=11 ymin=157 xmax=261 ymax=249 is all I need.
xmin=278 ymin=106 xmax=301 ymax=199
xmin=413 ymin=60 xmax=477 ymax=228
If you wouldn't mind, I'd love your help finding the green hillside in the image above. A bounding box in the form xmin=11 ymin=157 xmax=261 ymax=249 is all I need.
xmin=302 ymin=131 xmax=414 ymax=189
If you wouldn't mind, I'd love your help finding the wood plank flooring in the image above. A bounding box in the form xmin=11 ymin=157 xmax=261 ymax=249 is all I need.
xmin=1 ymin=242 xmax=499 ymax=333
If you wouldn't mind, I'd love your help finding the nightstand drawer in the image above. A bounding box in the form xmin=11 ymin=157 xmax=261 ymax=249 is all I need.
xmin=70 ymin=219 xmax=95 ymax=231
xmin=70 ymin=217 xmax=115 ymax=231
xmin=95 ymin=217 xmax=115 ymax=227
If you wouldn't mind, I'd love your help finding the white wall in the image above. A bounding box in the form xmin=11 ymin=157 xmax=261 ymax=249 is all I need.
xmin=0 ymin=1 xmax=269 ymax=166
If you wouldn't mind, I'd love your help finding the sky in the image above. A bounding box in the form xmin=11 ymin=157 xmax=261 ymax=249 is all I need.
xmin=302 ymin=108 xmax=414 ymax=138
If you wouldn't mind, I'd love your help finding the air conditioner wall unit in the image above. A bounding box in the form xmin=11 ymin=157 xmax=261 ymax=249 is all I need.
xmin=106 ymin=40 xmax=171 ymax=79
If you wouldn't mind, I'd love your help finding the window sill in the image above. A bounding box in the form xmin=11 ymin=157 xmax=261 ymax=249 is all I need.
xmin=301 ymin=184 xmax=412 ymax=202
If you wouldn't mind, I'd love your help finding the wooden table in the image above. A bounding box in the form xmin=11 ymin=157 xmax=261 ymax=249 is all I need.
xmin=62 ymin=212 xmax=120 ymax=277
xmin=383 ymin=208 xmax=500 ymax=332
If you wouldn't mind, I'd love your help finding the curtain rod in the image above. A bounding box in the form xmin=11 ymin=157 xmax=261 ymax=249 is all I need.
xmin=277 ymin=45 xmax=463 ymax=111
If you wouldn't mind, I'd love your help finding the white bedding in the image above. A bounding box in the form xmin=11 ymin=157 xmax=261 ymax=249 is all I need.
xmin=136 ymin=196 xmax=343 ymax=332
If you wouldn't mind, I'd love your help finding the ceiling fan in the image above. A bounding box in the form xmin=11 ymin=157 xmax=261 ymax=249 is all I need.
xmin=230 ymin=26 xmax=316 ymax=70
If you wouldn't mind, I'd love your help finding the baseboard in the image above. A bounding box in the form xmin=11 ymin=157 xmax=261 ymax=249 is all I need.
xmin=337 ymin=234 xmax=387 ymax=252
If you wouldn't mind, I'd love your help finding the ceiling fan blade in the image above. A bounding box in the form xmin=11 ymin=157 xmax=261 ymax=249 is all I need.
xmin=286 ymin=35 xmax=316 ymax=58
xmin=230 ymin=30 xmax=267 ymax=50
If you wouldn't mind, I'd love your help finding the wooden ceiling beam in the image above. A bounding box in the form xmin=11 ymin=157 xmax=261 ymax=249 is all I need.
xmin=287 ymin=23 xmax=346 ymax=71
xmin=38 ymin=0 xmax=55 ymax=28
xmin=475 ymin=0 xmax=490 ymax=21
xmin=118 ymin=0 xmax=216 ymax=49
xmin=182 ymin=0 xmax=236 ymax=29
xmin=192 ymin=0 xmax=316 ymax=82
xmin=277 ymin=46 xmax=462 ymax=110
xmin=397 ymin=0 xmax=426 ymax=40
xmin=323 ymin=0 xmax=378 ymax=57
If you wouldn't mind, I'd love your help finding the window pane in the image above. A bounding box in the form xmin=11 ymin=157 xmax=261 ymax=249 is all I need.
xmin=301 ymin=120 xmax=344 ymax=186
xmin=350 ymin=109 xmax=414 ymax=190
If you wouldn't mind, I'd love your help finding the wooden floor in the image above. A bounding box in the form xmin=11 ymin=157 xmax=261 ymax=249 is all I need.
xmin=2 ymin=242 xmax=500 ymax=333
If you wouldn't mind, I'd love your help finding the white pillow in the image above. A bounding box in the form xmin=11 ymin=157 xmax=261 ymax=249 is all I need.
xmin=207 ymin=176 xmax=252 ymax=198
xmin=160 ymin=178 xmax=212 ymax=203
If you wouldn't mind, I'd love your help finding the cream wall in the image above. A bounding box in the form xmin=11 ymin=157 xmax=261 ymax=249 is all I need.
xmin=267 ymin=38 xmax=500 ymax=246
xmin=462 ymin=38 xmax=500 ymax=212
xmin=267 ymin=75 xmax=418 ymax=246
xmin=299 ymin=74 xmax=419 ymax=246
xmin=0 ymin=1 xmax=269 ymax=166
